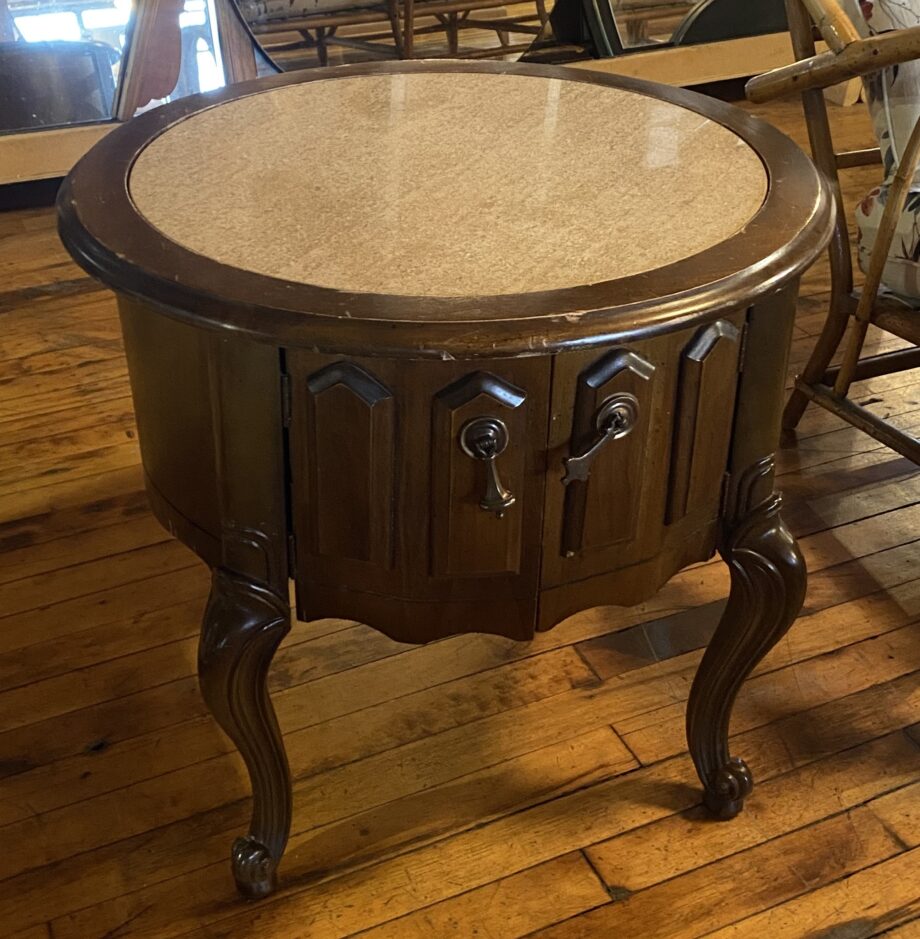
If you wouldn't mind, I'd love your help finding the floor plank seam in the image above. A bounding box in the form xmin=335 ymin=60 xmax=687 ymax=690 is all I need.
xmin=4 ymin=572 xmax=915 ymax=799
xmin=0 ymin=276 xmax=100 ymax=311
xmin=9 ymin=675 xmax=917 ymax=924
xmin=0 ymin=556 xmax=198 ymax=621
xmin=578 ymin=846 xmax=619 ymax=899
xmin=693 ymin=844 xmax=920 ymax=939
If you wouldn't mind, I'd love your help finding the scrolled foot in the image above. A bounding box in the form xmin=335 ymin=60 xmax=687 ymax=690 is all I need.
xmin=232 ymin=836 xmax=279 ymax=899
xmin=703 ymin=757 xmax=754 ymax=820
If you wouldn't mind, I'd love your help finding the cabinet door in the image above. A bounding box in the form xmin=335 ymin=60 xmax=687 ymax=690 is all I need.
xmin=287 ymin=351 xmax=551 ymax=641
xmin=559 ymin=348 xmax=657 ymax=558
xmin=543 ymin=335 xmax=674 ymax=587
xmin=542 ymin=316 xmax=744 ymax=591
xmin=420 ymin=359 xmax=551 ymax=605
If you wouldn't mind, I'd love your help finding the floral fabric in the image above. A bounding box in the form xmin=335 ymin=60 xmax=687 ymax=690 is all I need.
xmin=842 ymin=0 xmax=920 ymax=301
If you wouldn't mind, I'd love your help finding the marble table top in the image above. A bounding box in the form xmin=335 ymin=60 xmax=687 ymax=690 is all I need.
xmin=129 ymin=71 xmax=768 ymax=298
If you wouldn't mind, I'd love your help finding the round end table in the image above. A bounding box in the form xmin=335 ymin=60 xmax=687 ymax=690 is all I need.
xmin=58 ymin=60 xmax=833 ymax=899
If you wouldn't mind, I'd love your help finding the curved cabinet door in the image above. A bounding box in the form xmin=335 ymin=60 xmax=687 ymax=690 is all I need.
xmin=542 ymin=335 xmax=674 ymax=588
xmin=542 ymin=314 xmax=745 ymax=593
xmin=287 ymin=351 xmax=551 ymax=641
xmin=559 ymin=347 xmax=657 ymax=558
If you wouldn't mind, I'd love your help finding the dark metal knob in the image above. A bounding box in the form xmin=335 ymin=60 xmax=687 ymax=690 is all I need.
xmin=459 ymin=417 xmax=515 ymax=516
xmin=562 ymin=392 xmax=640 ymax=485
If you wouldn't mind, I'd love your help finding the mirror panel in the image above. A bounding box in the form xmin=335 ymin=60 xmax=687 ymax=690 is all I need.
xmin=0 ymin=0 xmax=278 ymax=136
xmin=1 ymin=0 xmax=128 ymax=132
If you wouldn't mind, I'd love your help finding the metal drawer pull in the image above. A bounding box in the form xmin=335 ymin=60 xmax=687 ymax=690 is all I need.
xmin=562 ymin=393 xmax=640 ymax=485
xmin=459 ymin=416 xmax=515 ymax=516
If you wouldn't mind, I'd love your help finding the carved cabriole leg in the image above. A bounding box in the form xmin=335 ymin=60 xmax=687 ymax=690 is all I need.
xmin=199 ymin=568 xmax=292 ymax=898
xmin=117 ymin=306 xmax=292 ymax=897
xmin=686 ymin=456 xmax=806 ymax=818
xmin=688 ymin=282 xmax=805 ymax=817
xmin=202 ymin=335 xmax=292 ymax=897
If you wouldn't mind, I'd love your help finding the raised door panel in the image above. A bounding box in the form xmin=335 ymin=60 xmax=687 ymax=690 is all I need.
xmin=667 ymin=319 xmax=743 ymax=525
xmin=542 ymin=332 xmax=683 ymax=588
xmin=288 ymin=355 xmax=399 ymax=596
xmin=561 ymin=349 xmax=656 ymax=557
xmin=289 ymin=352 xmax=552 ymax=641
xmin=301 ymin=361 xmax=395 ymax=566
xmin=431 ymin=372 xmax=527 ymax=577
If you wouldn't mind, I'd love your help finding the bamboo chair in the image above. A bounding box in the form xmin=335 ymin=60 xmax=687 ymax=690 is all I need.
xmin=747 ymin=0 xmax=920 ymax=463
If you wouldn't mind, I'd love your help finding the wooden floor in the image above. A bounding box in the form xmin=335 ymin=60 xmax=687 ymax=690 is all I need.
xmin=1 ymin=93 xmax=919 ymax=939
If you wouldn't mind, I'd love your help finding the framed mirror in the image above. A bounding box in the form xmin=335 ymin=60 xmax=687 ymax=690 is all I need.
xmin=0 ymin=0 xmax=275 ymax=183
xmin=572 ymin=0 xmax=788 ymax=57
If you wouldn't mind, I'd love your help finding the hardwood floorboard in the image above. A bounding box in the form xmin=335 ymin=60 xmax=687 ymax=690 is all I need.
xmin=704 ymin=843 xmax=920 ymax=938
xmin=45 ymin=681 xmax=920 ymax=939
xmin=529 ymin=791 xmax=916 ymax=938
xmin=0 ymin=86 xmax=918 ymax=939
xmin=0 ymin=513 xmax=168 ymax=586
xmin=1 ymin=498 xmax=912 ymax=853
xmin=354 ymin=852 xmax=611 ymax=939
xmin=0 ymin=473 xmax=157 ymax=546
xmin=0 ymin=395 xmax=136 ymax=452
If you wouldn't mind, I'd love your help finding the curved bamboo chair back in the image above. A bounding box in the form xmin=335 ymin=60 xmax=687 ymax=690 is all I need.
xmin=746 ymin=0 xmax=920 ymax=463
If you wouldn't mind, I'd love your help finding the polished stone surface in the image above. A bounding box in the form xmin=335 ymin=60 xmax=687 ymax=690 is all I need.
xmin=129 ymin=72 xmax=768 ymax=298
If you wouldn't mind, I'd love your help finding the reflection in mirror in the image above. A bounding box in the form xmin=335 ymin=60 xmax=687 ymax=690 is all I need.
xmin=529 ymin=0 xmax=695 ymax=54
xmin=117 ymin=0 xmax=231 ymax=117
xmin=235 ymin=0 xmax=787 ymax=70
xmin=522 ymin=0 xmax=788 ymax=65
xmin=0 ymin=0 xmax=789 ymax=138
xmin=1 ymin=0 xmax=129 ymax=132
xmin=236 ymin=0 xmax=553 ymax=68
xmin=0 ymin=0 xmax=277 ymax=135
xmin=613 ymin=1 xmax=694 ymax=48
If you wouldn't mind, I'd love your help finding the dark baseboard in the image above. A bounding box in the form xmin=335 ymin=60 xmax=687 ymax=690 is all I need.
xmin=0 ymin=177 xmax=63 ymax=212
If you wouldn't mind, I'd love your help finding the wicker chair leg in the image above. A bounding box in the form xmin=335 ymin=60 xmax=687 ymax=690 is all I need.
xmin=781 ymin=0 xmax=855 ymax=434
xmin=782 ymin=288 xmax=852 ymax=436
xmin=835 ymin=113 xmax=920 ymax=395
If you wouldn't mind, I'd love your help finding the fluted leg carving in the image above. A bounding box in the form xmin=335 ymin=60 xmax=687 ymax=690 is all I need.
xmin=199 ymin=568 xmax=292 ymax=898
xmin=687 ymin=468 xmax=806 ymax=819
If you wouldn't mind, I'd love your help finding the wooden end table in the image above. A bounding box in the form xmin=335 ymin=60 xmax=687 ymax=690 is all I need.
xmin=57 ymin=60 xmax=833 ymax=899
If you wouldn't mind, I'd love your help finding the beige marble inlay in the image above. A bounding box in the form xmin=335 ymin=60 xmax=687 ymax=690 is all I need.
xmin=129 ymin=72 xmax=768 ymax=298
